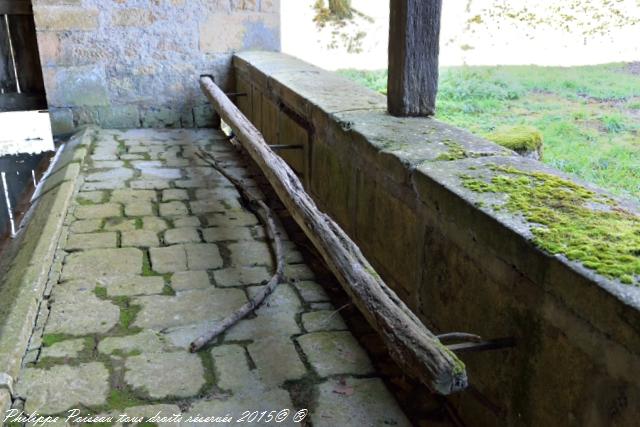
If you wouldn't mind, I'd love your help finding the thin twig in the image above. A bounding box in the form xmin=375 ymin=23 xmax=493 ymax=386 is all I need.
xmin=436 ymin=333 xmax=483 ymax=344
xmin=189 ymin=150 xmax=286 ymax=352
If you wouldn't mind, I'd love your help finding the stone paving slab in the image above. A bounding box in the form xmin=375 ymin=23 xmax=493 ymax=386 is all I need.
xmin=14 ymin=129 xmax=409 ymax=426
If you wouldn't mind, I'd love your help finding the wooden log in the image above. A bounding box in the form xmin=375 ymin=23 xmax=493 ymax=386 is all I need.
xmin=387 ymin=0 xmax=443 ymax=116
xmin=200 ymin=76 xmax=468 ymax=395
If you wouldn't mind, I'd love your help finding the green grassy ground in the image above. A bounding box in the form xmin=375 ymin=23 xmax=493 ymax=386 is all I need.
xmin=338 ymin=64 xmax=640 ymax=201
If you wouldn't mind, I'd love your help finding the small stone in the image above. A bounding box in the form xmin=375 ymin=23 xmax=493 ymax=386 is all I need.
xmin=111 ymin=189 xmax=157 ymax=204
xmin=174 ymin=216 xmax=201 ymax=227
xmin=46 ymin=289 xmax=120 ymax=335
xmin=122 ymin=230 xmax=160 ymax=247
xmin=313 ymin=378 xmax=411 ymax=427
xmin=297 ymin=331 xmax=373 ymax=377
xmin=40 ymin=338 xmax=85 ymax=359
xmin=65 ymin=232 xmax=117 ymax=250
xmin=62 ymin=248 xmax=142 ymax=280
xmin=202 ymin=226 xmax=253 ymax=242
xmin=171 ymin=271 xmax=211 ymax=291
xmin=125 ymin=201 xmax=154 ymax=216
xmin=75 ymin=203 xmax=121 ymax=219
xmin=302 ymin=310 xmax=347 ymax=332
xmin=210 ymin=344 xmax=253 ymax=391
xmin=206 ymin=211 xmax=258 ymax=227
xmin=164 ymin=227 xmax=201 ymax=244
xmin=248 ymin=337 xmax=306 ymax=387
xmin=285 ymin=263 xmax=316 ymax=281
xmin=159 ymin=201 xmax=189 ymax=216
xmin=76 ymin=191 xmax=104 ymax=203
xmin=150 ymin=245 xmax=187 ymax=273
xmin=98 ymin=330 xmax=168 ymax=355
xmin=142 ymin=216 xmax=169 ymax=232
xmin=103 ymin=217 xmax=138 ymax=231
xmin=213 ymin=266 xmax=270 ymax=287
xmin=124 ymin=352 xmax=204 ymax=399
xmin=228 ymin=241 xmax=273 ymax=267
xmin=70 ymin=219 xmax=103 ymax=233
xmin=134 ymin=288 xmax=246 ymax=330
xmin=185 ymin=243 xmax=223 ymax=270
xmin=106 ymin=275 xmax=165 ymax=297
xmin=17 ymin=363 xmax=109 ymax=414
xmin=294 ymin=281 xmax=330 ymax=303
xmin=162 ymin=189 xmax=189 ymax=201
xmin=190 ymin=199 xmax=226 ymax=214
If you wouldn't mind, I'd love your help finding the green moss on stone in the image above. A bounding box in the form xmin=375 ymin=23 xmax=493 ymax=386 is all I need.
xmin=486 ymin=125 xmax=543 ymax=153
xmin=95 ymin=286 xmax=108 ymax=299
xmin=41 ymin=333 xmax=72 ymax=347
xmin=435 ymin=141 xmax=468 ymax=161
xmin=461 ymin=165 xmax=640 ymax=284
xmin=106 ymin=388 xmax=146 ymax=410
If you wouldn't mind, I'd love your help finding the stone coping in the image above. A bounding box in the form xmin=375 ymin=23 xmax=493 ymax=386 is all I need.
xmin=0 ymin=127 xmax=94 ymax=414
xmin=233 ymin=51 xmax=640 ymax=341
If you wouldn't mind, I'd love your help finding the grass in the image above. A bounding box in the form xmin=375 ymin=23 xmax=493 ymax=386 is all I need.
xmin=338 ymin=63 xmax=640 ymax=201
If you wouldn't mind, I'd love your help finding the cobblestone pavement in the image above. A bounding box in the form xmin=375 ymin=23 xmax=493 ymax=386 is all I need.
xmin=13 ymin=129 xmax=411 ymax=426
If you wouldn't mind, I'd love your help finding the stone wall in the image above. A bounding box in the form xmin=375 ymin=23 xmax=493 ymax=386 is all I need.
xmin=32 ymin=0 xmax=280 ymax=133
xmin=233 ymin=52 xmax=640 ymax=427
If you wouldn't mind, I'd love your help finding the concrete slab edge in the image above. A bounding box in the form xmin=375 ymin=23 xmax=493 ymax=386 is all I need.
xmin=0 ymin=126 xmax=94 ymax=415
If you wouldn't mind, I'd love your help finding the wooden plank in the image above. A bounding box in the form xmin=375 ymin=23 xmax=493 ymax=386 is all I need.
xmin=387 ymin=0 xmax=443 ymax=116
xmin=200 ymin=76 xmax=468 ymax=395
xmin=0 ymin=15 xmax=18 ymax=93
xmin=0 ymin=93 xmax=46 ymax=111
xmin=7 ymin=14 xmax=44 ymax=94
xmin=0 ymin=0 xmax=32 ymax=15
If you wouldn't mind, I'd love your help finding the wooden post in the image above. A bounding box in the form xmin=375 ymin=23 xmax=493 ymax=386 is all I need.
xmin=387 ymin=0 xmax=443 ymax=116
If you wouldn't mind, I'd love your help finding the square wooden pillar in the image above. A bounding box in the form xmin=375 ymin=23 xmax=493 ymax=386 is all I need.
xmin=387 ymin=0 xmax=443 ymax=117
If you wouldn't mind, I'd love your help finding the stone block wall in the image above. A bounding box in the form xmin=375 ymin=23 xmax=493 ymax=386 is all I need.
xmin=233 ymin=52 xmax=640 ymax=427
xmin=32 ymin=0 xmax=280 ymax=133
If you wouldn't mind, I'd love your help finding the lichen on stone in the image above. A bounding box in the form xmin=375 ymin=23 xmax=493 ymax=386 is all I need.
xmin=461 ymin=165 xmax=640 ymax=285
xmin=435 ymin=141 xmax=469 ymax=161
xmin=486 ymin=125 xmax=543 ymax=154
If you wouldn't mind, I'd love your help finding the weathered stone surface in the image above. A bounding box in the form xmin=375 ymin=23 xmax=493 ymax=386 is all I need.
xmin=210 ymin=344 xmax=253 ymax=392
xmin=149 ymin=245 xmax=187 ymax=273
xmin=207 ymin=211 xmax=259 ymax=227
xmin=46 ymin=290 xmax=119 ymax=335
xmin=70 ymin=219 xmax=103 ymax=233
xmin=62 ymin=248 xmax=142 ymax=280
xmin=248 ymin=337 xmax=306 ymax=387
xmin=74 ymin=203 xmax=121 ymax=219
xmin=297 ymin=331 xmax=373 ymax=377
xmin=302 ymin=310 xmax=347 ymax=332
xmin=103 ymin=217 xmax=137 ymax=231
xmin=124 ymin=352 xmax=204 ymax=398
xmin=202 ymin=226 xmax=253 ymax=242
xmin=112 ymin=8 xmax=157 ymax=27
xmin=190 ymin=199 xmax=226 ymax=214
xmin=174 ymin=216 xmax=201 ymax=227
xmin=185 ymin=243 xmax=223 ymax=270
xmin=65 ymin=231 xmax=117 ymax=250
xmin=116 ymin=404 xmax=182 ymax=427
xmin=313 ymin=378 xmax=411 ymax=427
xmin=77 ymin=191 xmax=105 ymax=203
xmin=164 ymin=227 xmax=201 ymax=244
xmin=111 ymin=189 xmax=157 ymax=204
xmin=34 ymin=7 xmax=99 ymax=31
xmin=85 ymin=168 xmax=134 ymax=182
xmin=133 ymin=288 xmax=246 ymax=329
xmin=162 ymin=189 xmax=189 ymax=201
xmin=130 ymin=179 xmax=172 ymax=190
xmin=159 ymin=201 xmax=189 ymax=216
xmin=125 ymin=201 xmax=154 ymax=216
xmin=229 ymin=241 xmax=272 ymax=267
xmin=285 ymin=263 xmax=315 ymax=281
xmin=294 ymin=281 xmax=330 ymax=303
xmin=106 ymin=275 xmax=165 ymax=297
xmin=17 ymin=363 xmax=109 ymax=414
xmin=142 ymin=216 xmax=169 ymax=232
xmin=98 ymin=330 xmax=168 ymax=355
xmin=213 ymin=266 xmax=270 ymax=287
xmin=122 ymin=230 xmax=160 ymax=247
xmin=171 ymin=271 xmax=211 ymax=291
xmin=40 ymin=338 xmax=85 ymax=359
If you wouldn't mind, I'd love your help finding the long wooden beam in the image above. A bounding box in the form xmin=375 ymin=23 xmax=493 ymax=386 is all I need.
xmin=200 ymin=76 xmax=468 ymax=395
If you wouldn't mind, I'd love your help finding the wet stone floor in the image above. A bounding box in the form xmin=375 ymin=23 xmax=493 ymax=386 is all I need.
xmin=11 ymin=129 xmax=411 ymax=426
